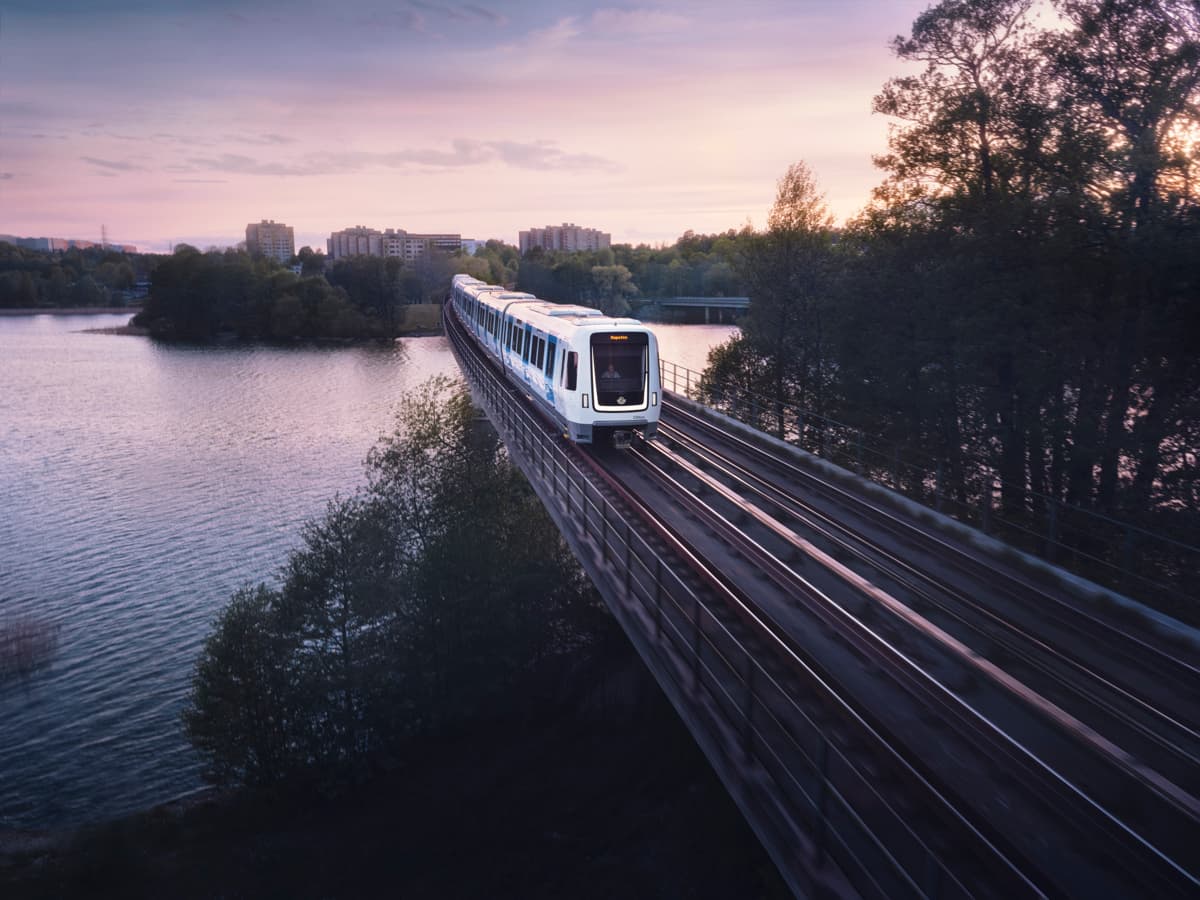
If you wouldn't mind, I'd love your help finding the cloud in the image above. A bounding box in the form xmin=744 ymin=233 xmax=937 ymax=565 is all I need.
xmin=0 ymin=173 xmax=13 ymax=180
xmin=81 ymin=156 xmax=145 ymax=172
xmin=487 ymin=140 xmax=621 ymax=172
xmin=525 ymin=17 xmax=582 ymax=47
xmin=184 ymin=153 xmax=302 ymax=176
xmin=589 ymin=8 xmax=689 ymax=34
xmin=173 ymin=177 xmax=228 ymax=184
xmin=224 ymin=133 xmax=296 ymax=146
xmin=408 ymin=1 xmax=508 ymax=25
xmin=181 ymin=139 xmax=620 ymax=176
xmin=461 ymin=4 xmax=507 ymax=25
xmin=355 ymin=9 xmax=426 ymax=31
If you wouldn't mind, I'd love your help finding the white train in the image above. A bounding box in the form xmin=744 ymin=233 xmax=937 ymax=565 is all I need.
xmin=450 ymin=274 xmax=660 ymax=445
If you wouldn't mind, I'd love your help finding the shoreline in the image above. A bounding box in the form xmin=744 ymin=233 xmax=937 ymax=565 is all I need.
xmin=0 ymin=307 xmax=141 ymax=316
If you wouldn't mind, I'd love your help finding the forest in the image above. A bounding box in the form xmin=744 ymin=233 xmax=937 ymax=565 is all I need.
xmin=0 ymin=242 xmax=153 ymax=308
xmin=701 ymin=0 xmax=1199 ymax=611
xmin=131 ymin=245 xmax=461 ymax=340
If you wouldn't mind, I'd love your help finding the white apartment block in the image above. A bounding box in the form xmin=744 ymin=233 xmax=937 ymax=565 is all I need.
xmin=246 ymin=219 xmax=295 ymax=262
xmin=327 ymin=226 xmax=462 ymax=261
xmin=518 ymin=223 xmax=611 ymax=255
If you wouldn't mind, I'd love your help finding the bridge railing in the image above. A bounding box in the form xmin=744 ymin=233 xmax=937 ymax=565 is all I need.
xmin=448 ymin=311 xmax=1028 ymax=899
xmin=659 ymin=358 xmax=1197 ymax=618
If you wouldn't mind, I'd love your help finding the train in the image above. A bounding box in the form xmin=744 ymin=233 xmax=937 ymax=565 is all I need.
xmin=450 ymin=274 xmax=661 ymax=445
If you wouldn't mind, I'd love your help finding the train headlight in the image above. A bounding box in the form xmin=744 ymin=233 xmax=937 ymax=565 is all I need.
xmin=651 ymin=391 xmax=658 ymax=407
xmin=582 ymin=394 xmax=589 ymax=408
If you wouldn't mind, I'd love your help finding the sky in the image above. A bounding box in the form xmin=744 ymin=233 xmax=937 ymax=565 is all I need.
xmin=0 ymin=0 xmax=934 ymax=253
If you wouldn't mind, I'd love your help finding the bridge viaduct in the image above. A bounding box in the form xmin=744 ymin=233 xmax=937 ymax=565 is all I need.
xmin=444 ymin=306 xmax=1200 ymax=900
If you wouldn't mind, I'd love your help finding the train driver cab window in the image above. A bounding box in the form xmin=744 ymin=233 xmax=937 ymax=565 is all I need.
xmin=592 ymin=333 xmax=648 ymax=408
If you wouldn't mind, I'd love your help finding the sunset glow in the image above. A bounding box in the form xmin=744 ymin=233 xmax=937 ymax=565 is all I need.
xmin=1 ymin=0 xmax=932 ymax=252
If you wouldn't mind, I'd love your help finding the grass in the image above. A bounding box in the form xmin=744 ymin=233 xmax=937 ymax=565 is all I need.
xmin=398 ymin=304 xmax=443 ymax=334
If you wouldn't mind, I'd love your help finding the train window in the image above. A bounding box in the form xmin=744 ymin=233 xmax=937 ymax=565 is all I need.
xmin=565 ymin=351 xmax=578 ymax=390
xmin=545 ymin=338 xmax=556 ymax=378
xmin=535 ymin=336 xmax=545 ymax=369
xmin=591 ymin=333 xmax=649 ymax=409
xmin=522 ymin=327 xmax=531 ymax=362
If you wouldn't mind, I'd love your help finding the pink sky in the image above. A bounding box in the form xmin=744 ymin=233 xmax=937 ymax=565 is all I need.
xmin=0 ymin=0 xmax=932 ymax=253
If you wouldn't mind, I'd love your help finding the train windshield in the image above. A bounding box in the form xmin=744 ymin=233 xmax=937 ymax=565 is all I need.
xmin=591 ymin=333 xmax=648 ymax=411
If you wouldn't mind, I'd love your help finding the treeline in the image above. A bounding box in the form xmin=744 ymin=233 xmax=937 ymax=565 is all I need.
xmin=183 ymin=379 xmax=609 ymax=786
xmin=515 ymin=234 xmax=746 ymax=317
xmin=0 ymin=242 xmax=152 ymax=308
xmin=703 ymin=0 xmax=1200 ymax=603
xmin=134 ymin=245 xmax=468 ymax=340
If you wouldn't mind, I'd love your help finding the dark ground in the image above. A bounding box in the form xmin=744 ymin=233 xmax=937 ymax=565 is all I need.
xmin=1 ymin=643 xmax=789 ymax=899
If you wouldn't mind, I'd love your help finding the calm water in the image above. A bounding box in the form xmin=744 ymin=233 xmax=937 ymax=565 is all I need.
xmin=0 ymin=314 xmax=735 ymax=830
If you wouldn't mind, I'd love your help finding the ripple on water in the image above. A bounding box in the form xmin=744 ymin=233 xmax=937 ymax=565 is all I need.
xmin=0 ymin=317 xmax=732 ymax=830
xmin=0 ymin=321 xmax=461 ymax=829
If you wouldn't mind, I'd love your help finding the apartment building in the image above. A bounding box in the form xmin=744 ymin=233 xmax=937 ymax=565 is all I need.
xmin=327 ymin=226 xmax=462 ymax=261
xmin=518 ymin=223 xmax=611 ymax=255
xmin=245 ymin=219 xmax=295 ymax=262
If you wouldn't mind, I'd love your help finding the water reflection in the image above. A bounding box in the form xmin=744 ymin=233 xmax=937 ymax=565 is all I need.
xmin=0 ymin=315 xmax=733 ymax=829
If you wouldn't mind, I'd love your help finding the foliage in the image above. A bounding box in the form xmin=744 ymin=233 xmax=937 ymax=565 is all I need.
xmin=135 ymin=245 xmax=475 ymax=340
xmin=515 ymin=234 xmax=750 ymax=311
xmin=0 ymin=242 xmax=151 ymax=309
xmin=183 ymin=378 xmax=605 ymax=787
xmin=705 ymin=0 xmax=1200 ymax=594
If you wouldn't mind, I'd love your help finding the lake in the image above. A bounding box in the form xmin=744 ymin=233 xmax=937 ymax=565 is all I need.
xmin=0 ymin=313 xmax=736 ymax=830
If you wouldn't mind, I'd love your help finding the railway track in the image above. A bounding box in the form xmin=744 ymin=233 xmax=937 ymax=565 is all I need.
xmin=652 ymin=402 xmax=1200 ymax=787
xmin=596 ymin=398 xmax=1199 ymax=896
xmin=447 ymin=307 xmax=1199 ymax=897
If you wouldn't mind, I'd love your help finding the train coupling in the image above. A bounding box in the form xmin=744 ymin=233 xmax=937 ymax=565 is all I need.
xmin=613 ymin=429 xmax=633 ymax=450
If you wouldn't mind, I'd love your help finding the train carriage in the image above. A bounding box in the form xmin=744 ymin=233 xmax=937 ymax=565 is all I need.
xmin=450 ymin=274 xmax=660 ymax=445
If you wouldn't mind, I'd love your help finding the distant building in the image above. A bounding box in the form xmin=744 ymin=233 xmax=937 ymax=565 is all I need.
xmin=245 ymin=219 xmax=295 ymax=262
xmin=0 ymin=234 xmax=136 ymax=253
xmin=519 ymin=223 xmax=611 ymax=255
xmin=326 ymin=226 xmax=462 ymax=261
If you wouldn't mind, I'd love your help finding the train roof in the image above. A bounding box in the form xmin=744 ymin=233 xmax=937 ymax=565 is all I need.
xmin=455 ymin=276 xmax=650 ymax=332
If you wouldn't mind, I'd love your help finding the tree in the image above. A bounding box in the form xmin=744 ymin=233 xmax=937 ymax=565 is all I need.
xmin=588 ymin=264 xmax=637 ymax=316
xmin=183 ymin=379 xmax=606 ymax=787
xmin=182 ymin=586 xmax=299 ymax=785
xmin=735 ymin=162 xmax=837 ymax=434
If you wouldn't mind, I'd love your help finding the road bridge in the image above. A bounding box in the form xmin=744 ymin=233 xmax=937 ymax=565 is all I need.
xmin=644 ymin=296 xmax=749 ymax=323
xmin=444 ymin=305 xmax=1200 ymax=900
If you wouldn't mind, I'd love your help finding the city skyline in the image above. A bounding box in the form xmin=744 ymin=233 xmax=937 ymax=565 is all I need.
xmin=1 ymin=0 xmax=934 ymax=253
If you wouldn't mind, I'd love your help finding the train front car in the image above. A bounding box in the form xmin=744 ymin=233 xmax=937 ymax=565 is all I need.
xmin=581 ymin=324 xmax=660 ymax=446
xmin=450 ymin=274 xmax=660 ymax=447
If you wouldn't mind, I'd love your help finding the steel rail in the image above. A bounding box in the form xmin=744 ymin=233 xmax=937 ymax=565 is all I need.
xmin=634 ymin=406 xmax=1199 ymax=894
xmin=662 ymin=398 xmax=1200 ymax=688
xmin=653 ymin=416 xmax=1200 ymax=793
xmin=443 ymin=305 xmax=1044 ymax=898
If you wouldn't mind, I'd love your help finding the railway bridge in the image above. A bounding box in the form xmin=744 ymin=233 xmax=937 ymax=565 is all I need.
xmin=444 ymin=306 xmax=1200 ymax=900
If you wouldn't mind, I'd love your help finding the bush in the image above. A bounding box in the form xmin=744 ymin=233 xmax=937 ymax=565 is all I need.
xmin=182 ymin=378 xmax=604 ymax=787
